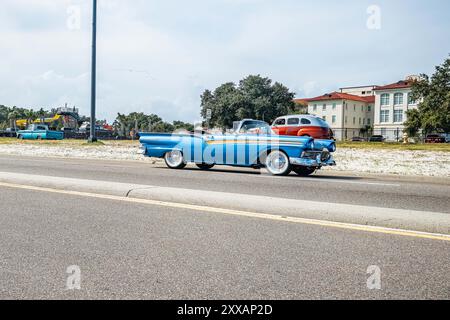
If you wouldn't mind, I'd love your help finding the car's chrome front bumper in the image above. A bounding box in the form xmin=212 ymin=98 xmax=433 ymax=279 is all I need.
xmin=290 ymin=154 xmax=336 ymax=168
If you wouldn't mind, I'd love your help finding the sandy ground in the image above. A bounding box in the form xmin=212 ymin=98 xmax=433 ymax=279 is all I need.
xmin=323 ymin=148 xmax=450 ymax=177
xmin=0 ymin=143 xmax=449 ymax=177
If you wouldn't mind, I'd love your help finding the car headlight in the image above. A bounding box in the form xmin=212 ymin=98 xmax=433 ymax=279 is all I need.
xmin=321 ymin=149 xmax=331 ymax=162
xmin=329 ymin=142 xmax=336 ymax=152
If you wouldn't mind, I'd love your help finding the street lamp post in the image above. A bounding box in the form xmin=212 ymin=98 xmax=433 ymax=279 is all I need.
xmin=88 ymin=0 xmax=98 ymax=142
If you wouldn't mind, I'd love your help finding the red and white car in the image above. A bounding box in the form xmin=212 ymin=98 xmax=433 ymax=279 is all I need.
xmin=272 ymin=115 xmax=334 ymax=140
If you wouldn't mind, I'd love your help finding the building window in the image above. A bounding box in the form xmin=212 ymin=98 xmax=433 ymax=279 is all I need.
xmin=332 ymin=115 xmax=337 ymax=124
xmin=408 ymin=93 xmax=416 ymax=105
xmin=354 ymin=105 xmax=356 ymax=111
xmin=359 ymin=118 xmax=362 ymax=125
xmin=394 ymin=93 xmax=404 ymax=105
xmin=367 ymin=118 xmax=371 ymax=125
xmin=323 ymin=104 xmax=327 ymax=111
xmin=353 ymin=117 xmax=356 ymax=124
xmin=368 ymin=105 xmax=372 ymax=112
xmin=313 ymin=104 xmax=317 ymax=112
xmin=380 ymin=110 xmax=390 ymax=123
xmin=381 ymin=94 xmax=390 ymax=106
xmin=332 ymin=103 xmax=336 ymax=110
xmin=361 ymin=106 xmax=364 ymax=112
xmin=394 ymin=110 xmax=403 ymax=123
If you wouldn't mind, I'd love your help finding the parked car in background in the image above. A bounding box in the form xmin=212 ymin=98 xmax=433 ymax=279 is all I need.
xmin=271 ymin=115 xmax=334 ymax=140
xmin=369 ymin=135 xmax=385 ymax=142
xmin=444 ymin=134 xmax=450 ymax=143
xmin=17 ymin=124 xmax=64 ymax=140
xmin=425 ymin=134 xmax=446 ymax=144
xmin=352 ymin=137 xmax=366 ymax=142
xmin=0 ymin=128 xmax=16 ymax=137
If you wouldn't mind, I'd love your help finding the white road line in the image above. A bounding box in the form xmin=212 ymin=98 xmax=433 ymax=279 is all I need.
xmin=0 ymin=181 xmax=449 ymax=242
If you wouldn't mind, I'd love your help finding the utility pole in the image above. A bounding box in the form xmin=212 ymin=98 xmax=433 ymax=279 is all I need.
xmin=88 ymin=0 xmax=98 ymax=142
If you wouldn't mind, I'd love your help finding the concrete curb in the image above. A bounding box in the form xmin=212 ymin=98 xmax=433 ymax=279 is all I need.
xmin=0 ymin=171 xmax=449 ymax=235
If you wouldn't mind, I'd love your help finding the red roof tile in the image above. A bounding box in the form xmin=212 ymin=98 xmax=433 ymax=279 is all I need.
xmin=293 ymin=98 xmax=310 ymax=105
xmin=306 ymin=92 xmax=374 ymax=103
xmin=373 ymin=80 xmax=413 ymax=91
xmin=361 ymin=96 xmax=375 ymax=103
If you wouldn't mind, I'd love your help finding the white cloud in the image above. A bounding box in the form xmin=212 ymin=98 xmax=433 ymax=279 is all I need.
xmin=0 ymin=0 xmax=449 ymax=123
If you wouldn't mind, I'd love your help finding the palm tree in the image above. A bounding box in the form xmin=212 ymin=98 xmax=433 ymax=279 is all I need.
xmin=36 ymin=108 xmax=46 ymax=123
xmin=115 ymin=113 xmax=128 ymax=137
xmin=7 ymin=111 xmax=19 ymax=130
xmin=24 ymin=109 xmax=36 ymax=127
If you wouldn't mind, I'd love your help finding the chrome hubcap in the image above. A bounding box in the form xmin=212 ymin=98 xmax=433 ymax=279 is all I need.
xmin=266 ymin=151 xmax=289 ymax=174
xmin=165 ymin=150 xmax=183 ymax=167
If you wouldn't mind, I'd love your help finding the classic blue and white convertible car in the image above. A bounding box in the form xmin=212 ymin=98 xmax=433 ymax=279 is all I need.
xmin=139 ymin=120 xmax=336 ymax=176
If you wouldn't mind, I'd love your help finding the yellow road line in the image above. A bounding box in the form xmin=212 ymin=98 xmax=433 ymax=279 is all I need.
xmin=0 ymin=181 xmax=449 ymax=242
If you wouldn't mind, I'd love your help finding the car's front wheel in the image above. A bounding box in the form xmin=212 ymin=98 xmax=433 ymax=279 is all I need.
xmin=293 ymin=166 xmax=316 ymax=177
xmin=164 ymin=150 xmax=186 ymax=169
xmin=265 ymin=150 xmax=291 ymax=176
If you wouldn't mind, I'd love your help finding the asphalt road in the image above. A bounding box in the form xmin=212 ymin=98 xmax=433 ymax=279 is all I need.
xmin=0 ymin=154 xmax=449 ymax=299
xmin=0 ymin=154 xmax=449 ymax=213
xmin=0 ymin=186 xmax=449 ymax=300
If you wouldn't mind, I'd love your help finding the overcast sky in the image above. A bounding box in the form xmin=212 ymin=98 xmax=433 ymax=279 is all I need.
xmin=1 ymin=0 xmax=449 ymax=123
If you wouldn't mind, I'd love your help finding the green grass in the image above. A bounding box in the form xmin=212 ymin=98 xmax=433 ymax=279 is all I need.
xmin=337 ymin=141 xmax=450 ymax=152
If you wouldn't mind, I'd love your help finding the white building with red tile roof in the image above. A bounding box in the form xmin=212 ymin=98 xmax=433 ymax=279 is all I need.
xmin=299 ymin=77 xmax=420 ymax=141
xmin=373 ymin=78 xmax=419 ymax=141
xmin=306 ymin=91 xmax=375 ymax=141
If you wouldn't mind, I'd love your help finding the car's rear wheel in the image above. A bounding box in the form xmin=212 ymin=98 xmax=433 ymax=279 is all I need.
xmin=196 ymin=163 xmax=215 ymax=170
xmin=164 ymin=150 xmax=186 ymax=169
xmin=293 ymin=166 xmax=316 ymax=177
xmin=265 ymin=150 xmax=291 ymax=176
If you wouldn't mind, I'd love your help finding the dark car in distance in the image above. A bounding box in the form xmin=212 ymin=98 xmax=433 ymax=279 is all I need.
xmin=369 ymin=135 xmax=385 ymax=142
xmin=425 ymin=134 xmax=446 ymax=143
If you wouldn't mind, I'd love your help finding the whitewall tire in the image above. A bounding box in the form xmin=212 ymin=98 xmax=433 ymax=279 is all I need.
xmin=164 ymin=150 xmax=186 ymax=169
xmin=265 ymin=150 xmax=291 ymax=176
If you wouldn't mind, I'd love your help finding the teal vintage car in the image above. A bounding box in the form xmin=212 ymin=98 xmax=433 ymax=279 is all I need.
xmin=139 ymin=120 xmax=336 ymax=176
xmin=17 ymin=124 xmax=64 ymax=140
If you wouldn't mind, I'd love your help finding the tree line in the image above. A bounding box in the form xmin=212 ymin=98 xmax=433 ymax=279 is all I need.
xmin=113 ymin=113 xmax=194 ymax=136
xmin=405 ymin=55 xmax=450 ymax=136
xmin=0 ymin=106 xmax=64 ymax=130
xmin=0 ymin=106 xmax=193 ymax=135
xmin=200 ymin=75 xmax=300 ymax=129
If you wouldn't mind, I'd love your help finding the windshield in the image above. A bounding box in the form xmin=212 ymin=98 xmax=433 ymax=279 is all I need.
xmin=238 ymin=120 xmax=273 ymax=135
